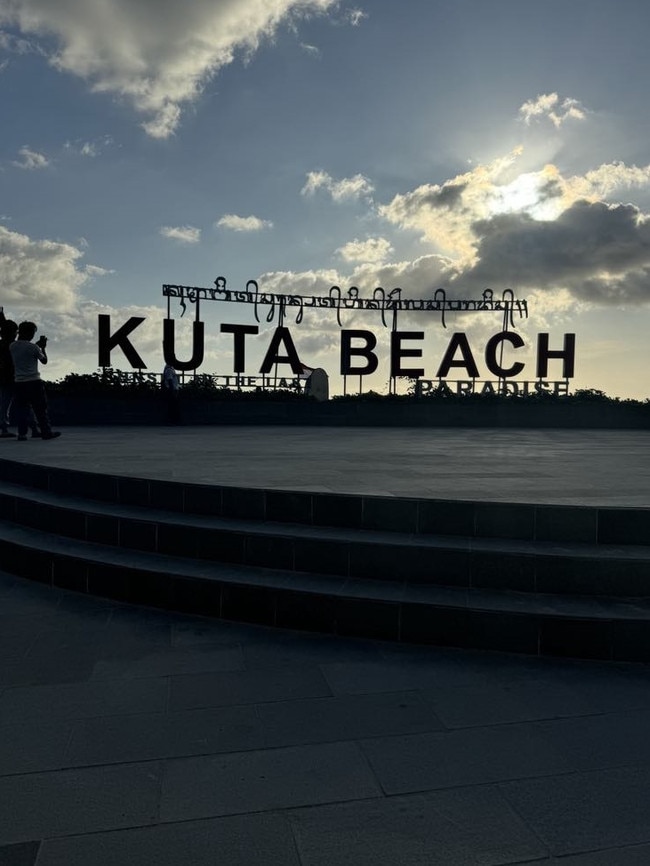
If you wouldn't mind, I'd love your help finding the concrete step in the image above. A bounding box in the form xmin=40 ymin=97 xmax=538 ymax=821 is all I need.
xmin=1 ymin=520 xmax=650 ymax=660
xmin=1 ymin=455 xmax=649 ymax=545
xmin=2 ymin=480 xmax=650 ymax=596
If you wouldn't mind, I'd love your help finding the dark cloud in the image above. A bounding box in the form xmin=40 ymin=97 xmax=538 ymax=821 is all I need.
xmin=420 ymin=182 xmax=467 ymax=209
xmin=463 ymin=200 xmax=650 ymax=303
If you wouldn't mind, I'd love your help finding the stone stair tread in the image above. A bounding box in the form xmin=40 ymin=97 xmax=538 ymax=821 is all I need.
xmin=1 ymin=479 xmax=649 ymax=562
xmin=3 ymin=520 xmax=650 ymax=623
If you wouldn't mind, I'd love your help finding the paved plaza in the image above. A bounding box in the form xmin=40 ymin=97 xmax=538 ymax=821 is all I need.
xmin=1 ymin=425 xmax=650 ymax=505
xmin=4 ymin=571 xmax=650 ymax=863
xmin=2 ymin=426 xmax=650 ymax=863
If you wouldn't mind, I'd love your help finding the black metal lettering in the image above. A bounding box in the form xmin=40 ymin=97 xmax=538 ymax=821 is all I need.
xmin=484 ymin=331 xmax=525 ymax=377
xmin=220 ymin=323 xmax=259 ymax=372
xmin=435 ymin=333 xmax=480 ymax=378
xmin=98 ymin=315 xmax=147 ymax=369
xmin=536 ymin=333 xmax=576 ymax=378
xmin=259 ymin=327 xmax=302 ymax=374
xmin=390 ymin=331 xmax=424 ymax=377
xmin=163 ymin=319 xmax=205 ymax=371
xmin=340 ymin=330 xmax=379 ymax=375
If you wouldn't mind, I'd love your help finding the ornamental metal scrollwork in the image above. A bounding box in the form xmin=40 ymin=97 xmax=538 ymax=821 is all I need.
xmin=162 ymin=280 xmax=529 ymax=329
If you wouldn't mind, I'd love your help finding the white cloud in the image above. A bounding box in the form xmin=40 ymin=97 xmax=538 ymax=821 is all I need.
xmin=301 ymin=170 xmax=374 ymax=202
xmin=160 ymin=225 xmax=201 ymax=244
xmin=379 ymin=148 xmax=524 ymax=259
xmin=0 ymin=0 xmax=338 ymax=138
xmin=373 ymin=107 xmax=650 ymax=309
xmin=64 ymin=135 xmax=114 ymax=158
xmin=0 ymin=225 xmax=91 ymax=312
xmin=336 ymin=237 xmax=393 ymax=264
xmin=216 ymin=214 xmax=273 ymax=232
xmin=564 ymin=161 xmax=650 ymax=202
xmin=345 ymin=8 xmax=367 ymax=26
xmin=519 ymin=93 xmax=587 ymax=128
xmin=300 ymin=42 xmax=321 ymax=58
xmin=84 ymin=264 xmax=114 ymax=277
xmin=12 ymin=145 xmax=49 ymax=169
xmin=0 ymin=29 xmax=45 ymax=55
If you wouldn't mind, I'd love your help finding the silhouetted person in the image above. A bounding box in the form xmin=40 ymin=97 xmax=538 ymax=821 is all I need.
xmin=0 ymin=309 xmax=41 ymax=438
xmin=162 ymin=362 xmax=181 ymax=424
xmin=10 ymin=321 xmax=60 ymax=441
xmin=0 ymin=308 xmax=17 ymax=437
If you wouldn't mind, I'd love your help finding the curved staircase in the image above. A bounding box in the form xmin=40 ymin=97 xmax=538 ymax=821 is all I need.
xmin=1 ymin=455 xmax=650 ymax=661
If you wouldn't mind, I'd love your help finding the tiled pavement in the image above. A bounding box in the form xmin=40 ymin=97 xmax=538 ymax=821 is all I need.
xmin=3 ymin=426 xmax=650 ymax=863
xmin=1 ymin=425 xmax=650 ymax=505
xmin=4 ymin=571 xmax=650 ymax=864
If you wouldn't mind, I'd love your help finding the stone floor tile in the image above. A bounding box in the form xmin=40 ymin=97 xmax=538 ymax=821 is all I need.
xmin=168 ymin=666 xmax=332 ymax=711
xmin=0 ymin=719 xmax=73 ymax=775
xmin=532 ymin=710 xmax=650 ymax=772
xmin=0 ymin=675 xmax=168 ymax=725
xmin=90 ymin=643 xmax=244 ymax=680
xmin=419 ymin=679 xmax=596 ymax=728
xmin=499 ymin=765 xmax=650 ymax=855
xmin=257 ymin=690 xmax=443 ymax=749
xmin=359 ymin=725 xmax=576 ymax=795
xmin=519 ymin=843 xmax=650 ymax=864
xmin=0 ymin=762 xmax=162 ymax=845
xmin=0 ymin=841 xmax=40 ymax=866
xmin=65 ymin=704 xmax=266 ymax=767
xmin=35 ymin=813 xmax=299 ymax=866
xmin=242 ymin=632 xmax=383 ymax=669
xmin=318 ymin=661 xmax=443 ymax=696
xmin=160 ymin=742 xmax=381 ymax=821
xmin=290 ymin=787 xmax=549 ymax=866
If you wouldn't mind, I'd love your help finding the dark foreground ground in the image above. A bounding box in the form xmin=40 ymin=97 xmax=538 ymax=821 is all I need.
xmin=4 ymin=571 xmax=650 ymax=864
xmin=3 ymin=426 xmax=650 ymax=863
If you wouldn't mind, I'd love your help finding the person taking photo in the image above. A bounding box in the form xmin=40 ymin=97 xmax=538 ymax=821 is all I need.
xmin=10 ymin=321 xmax=61 ymax=441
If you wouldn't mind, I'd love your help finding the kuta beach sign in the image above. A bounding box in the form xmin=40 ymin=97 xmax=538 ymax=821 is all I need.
xmin=97 ymin=278 xmax=576 ymax=394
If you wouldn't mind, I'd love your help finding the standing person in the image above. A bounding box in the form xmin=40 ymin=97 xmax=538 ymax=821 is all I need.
xmin=0 ymin=311 xmax=40 ymax=438
xmin=10 ymin=321 xmax=61 ymax=441
xmin=162 ymin=362 xmax=181 ymax=424
xmin=0 ymin=308 xmax=17 ymax=437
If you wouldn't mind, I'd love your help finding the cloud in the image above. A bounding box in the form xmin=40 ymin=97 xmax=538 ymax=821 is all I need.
xmin=336 ymin=236 xmax=393 ymax=264
xmin=160 ymin=225 xmax=201 ymax=244
xmin=12 ymin=146 xmax=49 ymax=169
xmin=377 ymin=120 xmax=650 ymax=309
xmin=64 ymin=135 xmax=114 ymax=158
xmin=465 ymin=200 xmax=650 ymax=304
xmin=0 ymin=225 xmax=94 ymax=312
xmin=519 ymin=93 xmax=587 ymax=128
xmin=299 ymin=42 xmax=321 ymax=58
xmin=84 ymin=264 xmax=114 ymax=277
xmin=379 ymin=149 xmax=524 ymax=258
xmin=345 ymin=8 xmax=367 ymax=26
xmin=301 ymin=170 xmax=374 ymax=202
xmin=216 ymin=214 xmax=273 ymax=232
xmin=564 ymin=161 xmax=650 ymax=202
xmin=257 ymin=253 xmax=455 ymax=299
xmin=0 ymin=29 xmax=45 ymax=56
xmin=0 ymin=0 xmax=338 ymax=137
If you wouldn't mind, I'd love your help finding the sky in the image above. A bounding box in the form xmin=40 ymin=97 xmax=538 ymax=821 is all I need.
xmin=1 ymin=0 xmax=650 ymax=397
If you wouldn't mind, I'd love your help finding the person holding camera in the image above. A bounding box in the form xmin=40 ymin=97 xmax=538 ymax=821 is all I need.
xmin=9 ymin=321 xmax=61 ymax=441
